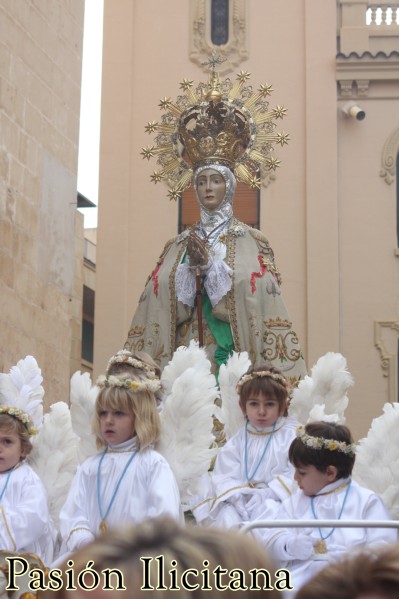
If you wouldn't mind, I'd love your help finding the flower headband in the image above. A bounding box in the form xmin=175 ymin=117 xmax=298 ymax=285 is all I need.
xmin=0 ymin=356 xmax=44 ymax=437
xmin=0 ymin=406 xmax=38 ymax=436
xmin=96 ymin=375 xmax=162 ymax=394
xmin=296 ymin=425 xmax=356 ymax=456
xmin=236 ymin=370 xmax=290 ymax=392
xmin=106 ymin=350 xmax=157 ymax=378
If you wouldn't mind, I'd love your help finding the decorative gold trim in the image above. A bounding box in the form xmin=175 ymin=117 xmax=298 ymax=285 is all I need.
xmin=67 ymin=526 xmax=92 ymax=545
xmin=380 ymin=125 xmax=399 ymax=185
xmin=247 ymin=419 xmax=285 ymax=436
xmin=189 ymin=0 xmax=249 ymax=76
xmin=106 ymin=449 xmax=136 ymax=454
xmin=315 ymin=480 xmax=351 ymax=497
xmin=211 ymin=483 xmax=251 ymax=508
xmin=374 ymin=320 xmax=399 ymax=403
xmin=191 ymin=496 xmax=213 ymax=511
xmin=226 ymin=219 xmax=240 ymax=350
xmin=276 ymin=476 xmax=291 ymax=496
xmin=0 ymin=506 xmax=16 ymax=552
xmin=264 ymin=317 xmax=293 ymax=330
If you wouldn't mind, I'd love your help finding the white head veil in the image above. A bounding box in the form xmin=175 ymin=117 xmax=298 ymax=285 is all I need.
xmin=174 ymin=164 xmax=235 ymax=307
xmin=194 ymin=164 xmax=236 ymax=246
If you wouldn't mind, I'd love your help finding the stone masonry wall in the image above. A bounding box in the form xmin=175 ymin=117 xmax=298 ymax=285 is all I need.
xmin=0 ymin=0 xmax=85 ymax=408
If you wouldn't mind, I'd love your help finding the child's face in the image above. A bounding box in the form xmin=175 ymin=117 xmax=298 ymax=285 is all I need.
xmin=294 ymin=464 xmax=337 ymax=496
xmin=99 ymin=409 xmax=135 ymax=445
xmin=241 ymin=392 xmax=282 ymax=429
xmin=0 ymin=431 xmax=24 ymax=472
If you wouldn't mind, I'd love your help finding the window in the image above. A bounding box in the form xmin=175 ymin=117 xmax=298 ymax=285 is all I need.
xmin=82 ymin=285 xmax=95 ymax=364
xmin=211 ymin=0 xmax=229 ymax=45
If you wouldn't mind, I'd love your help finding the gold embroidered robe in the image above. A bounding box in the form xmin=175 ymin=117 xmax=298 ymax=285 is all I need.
xmin=125 ymin=218 xmax=307 ymax=383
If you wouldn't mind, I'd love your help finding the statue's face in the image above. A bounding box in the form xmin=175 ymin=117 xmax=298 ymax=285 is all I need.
xmin=196 ymin=168 xmax=226 ymax=211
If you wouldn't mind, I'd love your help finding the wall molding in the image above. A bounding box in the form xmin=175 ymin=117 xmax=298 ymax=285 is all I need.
xmin=374 ymin=319 xmax=399 ymax=403
xmin=189 ymin=0 xmax=248 ymax=75
xmin=380 ymin=125 xmax=399 ymax=185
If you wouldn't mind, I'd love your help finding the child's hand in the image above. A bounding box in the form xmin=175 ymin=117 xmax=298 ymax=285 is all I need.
xmin=229 ymin=495 xmax=250 ymax=520
xmin=284 ymin=534 xmax=314 ymax=560
xmin=246 ymin=488 xmax=277 ymax=514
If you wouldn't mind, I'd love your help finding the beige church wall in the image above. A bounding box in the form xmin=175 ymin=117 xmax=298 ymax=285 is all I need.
xmin=0 ymin=0 xmax=85 ymax=408
xmin=249 ymin=0 xmax=340 ymax=367
xmin=96 ymin=0 xmax=191 ymax=373
xmin=338 ymin=96 xmax=399 ymax=438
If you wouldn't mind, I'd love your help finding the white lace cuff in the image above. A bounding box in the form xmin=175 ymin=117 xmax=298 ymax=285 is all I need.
xmin=204 ymin=260 xmax=233 ymax=307
xmin=176 ymin=260 xmax=232 ymax=308
xmin=175 ymin=263 xmax=196 ymax=307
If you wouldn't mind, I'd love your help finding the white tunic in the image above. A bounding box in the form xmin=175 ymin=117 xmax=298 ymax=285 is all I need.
xmin=259 ymin=478 xmax=397 ymax=594
xmin=59 ymin=438 xmax=182 ymax=553
xmin=0 ymin=462 xmax=56 ymax=564
xmin=192 ymin=417 xmax=298 ymax=526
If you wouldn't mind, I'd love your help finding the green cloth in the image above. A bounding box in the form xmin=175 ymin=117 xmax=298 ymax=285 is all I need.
xmin=182 ymin=252 xmax=234 ymax=371
xmin=202 ymin=293 xmax=234 ymax=371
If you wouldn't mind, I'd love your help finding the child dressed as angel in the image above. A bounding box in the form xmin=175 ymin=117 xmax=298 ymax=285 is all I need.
xmin=0 ymin=357 xmax=56 ymax=564
xmin=192 ymin=366 xmax=299 ymax=526
xmin=258 ymin=421 xmax=396 ymax=593
xmin=59 ymin=351 xmax=181 ymax=554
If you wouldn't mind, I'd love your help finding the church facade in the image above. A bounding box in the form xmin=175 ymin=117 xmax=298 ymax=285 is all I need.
xmin=95 ymin=0 xmax=399 ymax=439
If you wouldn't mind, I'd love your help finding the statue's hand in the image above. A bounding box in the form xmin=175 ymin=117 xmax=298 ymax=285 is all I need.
xmin=187 ymin=231 xmax=209 ymax=267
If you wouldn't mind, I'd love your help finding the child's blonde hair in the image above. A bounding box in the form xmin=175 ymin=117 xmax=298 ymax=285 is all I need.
xmin=94 ymin=350 xmax=161 ymax=451
xmin=0 ymin=414 xmax=32 ymax=457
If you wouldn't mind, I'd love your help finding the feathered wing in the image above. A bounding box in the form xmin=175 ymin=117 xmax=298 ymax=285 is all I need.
xmin=158 ymin=342 xmax=219 ymax=506
xmin=69 ymin=371 xmax=98 ymax=462
xmin=29 ymin=402 xmax=79 ymax=528
xmin=161 ymin=340 xmax=211 ymax=396
xmin=214 ymin=351 xmax=251 ymax=440
xmin=0 ymin=355 xmax=44 ymax=430
xmin=353 ymin=402 xmax=399 ymax=519
xmin=289 ymin=352 xmax=353 ymax=425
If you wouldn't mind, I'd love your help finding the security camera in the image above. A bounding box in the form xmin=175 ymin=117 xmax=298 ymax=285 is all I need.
xmin=341 ymin=101 xmax=366 ymax=121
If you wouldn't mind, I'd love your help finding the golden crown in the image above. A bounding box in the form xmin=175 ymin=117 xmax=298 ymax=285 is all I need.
xmin=141 ymin=57 xmax=289 ymax=200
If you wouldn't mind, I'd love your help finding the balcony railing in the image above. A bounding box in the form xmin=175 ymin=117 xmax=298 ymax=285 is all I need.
xmin=338 ymin=1 xmax=399 ymax=54
xmin=367 ymin=5 xmax=399 ymax=24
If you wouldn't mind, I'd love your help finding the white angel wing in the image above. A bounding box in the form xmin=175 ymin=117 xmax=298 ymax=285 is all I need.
xmin=69 ymin=371 xmax=98 ymax=462
xmin=214 ymin=351 xmax=251 ymax=440
xmin=158 ymin=342 xmax=218 ymax=505
xmin=0 ymin=355 xmax=44 ymax=430
xmin=289 ymin=352 xmax=353 ymax=425
xmin=161 ymin=340 xmax=210 ymax=396
xmin=28 ymin=402 xmax=79 ymax=528
xmin=353 ymin=402 xmax=399 ymax=519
